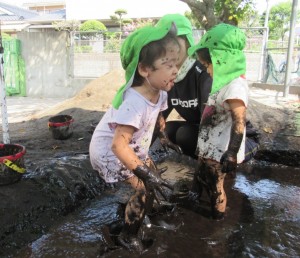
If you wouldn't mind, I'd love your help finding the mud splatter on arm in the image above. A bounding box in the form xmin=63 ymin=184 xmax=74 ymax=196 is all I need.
xmin=227 ymin=99 xmax=246 ymax=153
xmin=157 ymin=112 xmax=183 ymax=154
xmin=220 ymin=99 xmax=246 ymax=173
xmin=153 ymin=112 xmax=165 ymax=136
xmin=111 ymin=124 xmax=143 ymax=171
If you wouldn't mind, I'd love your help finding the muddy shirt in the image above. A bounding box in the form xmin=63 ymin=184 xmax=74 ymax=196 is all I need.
xmin=162 ymin=60 xmax=212 ymax=123
xmin=89 ymin=88 xmax=168 ymax=183
xmin=196 ymin=77 xmax=248 ymax=163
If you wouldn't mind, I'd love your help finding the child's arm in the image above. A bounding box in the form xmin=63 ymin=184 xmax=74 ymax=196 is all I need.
xmin=156 ymin=112 xmax=182 ymax=154
xmin=111 ymin=124 xmax=143 ymax=170
xmin=112 ymin=124 xmax=173 ymax=198
xmin=220 ymin=99 xmax=246 ymax=173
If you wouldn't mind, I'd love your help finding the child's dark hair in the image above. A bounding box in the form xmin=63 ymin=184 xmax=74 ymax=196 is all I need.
xmin=133 ymin=31 xmax=179 ymax=86
xmin=178 ymin=35 xmax=190 ymax=48
xmin=196 ymin=48 xmax=212 ymax=64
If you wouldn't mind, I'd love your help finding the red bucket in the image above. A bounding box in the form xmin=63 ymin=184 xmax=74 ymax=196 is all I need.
xmin=0 ymin=144 xmax=26 ymax=185
xmin=48 ymin=114 xmax=74 ymax=140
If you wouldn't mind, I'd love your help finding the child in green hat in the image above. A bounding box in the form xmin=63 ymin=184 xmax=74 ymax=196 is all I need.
xmin=153 ymin=13 xmax=212 ymax=158
xmin=89 ymin=24 xmax=180 ymax=251
xmin=188 ymin=23 xmax=251 ymax=220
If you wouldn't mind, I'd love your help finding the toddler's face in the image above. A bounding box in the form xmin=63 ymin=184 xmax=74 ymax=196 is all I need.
xmin=148 ymin=42 xmax=180 ymax=92
xmin=176 ymin=36 xmax=188 ymax=69
xmin=199 ymin=59 xmax=213 ymax=78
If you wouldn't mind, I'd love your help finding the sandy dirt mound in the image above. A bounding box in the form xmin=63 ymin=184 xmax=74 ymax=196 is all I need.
xmin=31 ymin=69 xmax=125 ymax=119
xmin=29 ymin=69 xmax=181 ymax=122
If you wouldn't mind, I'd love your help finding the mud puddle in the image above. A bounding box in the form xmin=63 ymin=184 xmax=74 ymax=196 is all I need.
xmin=8 ymin=158 xmax=300 ymax=258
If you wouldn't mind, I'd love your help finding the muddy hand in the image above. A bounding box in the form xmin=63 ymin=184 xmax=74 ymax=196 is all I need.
xmin=157 ymin=166 xmax=168 ymax=176
xmin=150 ymin=165 xmax=169 ymax=204
xmin=148 ymin=158 xmax=168 ymax=176
xmin=159 ymin=131 xmax=183 ymax=154
xmin=220 ymin=150 xmax=237 ymax=173
xmin=133 ymin=164 xmax=173 ymax=202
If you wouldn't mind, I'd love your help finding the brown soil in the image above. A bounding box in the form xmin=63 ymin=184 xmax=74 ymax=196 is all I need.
xmin=9 ymin=69 xmax=183 ymax=162
xmin=1 ymin=69 xmax=300 ymax=256
xmin=9 ymin=69 xmax=299 ymax=163
xmin=5 ymin=68 xmax=299 ymax=170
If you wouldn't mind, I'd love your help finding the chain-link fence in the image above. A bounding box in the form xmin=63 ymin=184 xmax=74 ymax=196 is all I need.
xmin=70 ymin=31 xmax=123 ymax=78
xmin=70 ymin=28 xmax=300 ymax=85
xmin=242 ymin=27 xmax=267 ymax=82
xmin=263 ymin=47 xmax=300 ymax=85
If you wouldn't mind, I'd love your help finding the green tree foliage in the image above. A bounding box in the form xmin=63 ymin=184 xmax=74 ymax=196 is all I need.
xmin=79 ymin=20 xmax=107 ymax=39
xmin=79 ymin=20 xmax=107 ymax=32
xmin=267 ymin=1 xmax=293 ymax=41
xmin=238 ymin=9 xmax=260 ymax=28
xmin=184 ymin=11 xmax=201 ymax=28
xmin=103 ymin=32 xmax=122 ymax=53
xmin=110 ymin=9 xmax=132 ymax=32
xmin=53 ymin=20 xmax=81 ymax=32
xmin=215 ymin=0 xmax=254 ymax=25
xmin=123 ymin=18 xmax=154 ymax=34
xmin=180 ymin=0 xmax=255 ymax=29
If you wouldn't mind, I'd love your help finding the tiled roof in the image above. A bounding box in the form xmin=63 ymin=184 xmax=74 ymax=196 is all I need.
xmin=0 ymin=2 xmax=38 ymax=21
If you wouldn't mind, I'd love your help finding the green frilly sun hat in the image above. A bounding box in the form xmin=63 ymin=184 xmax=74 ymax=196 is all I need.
xmin=112 ymin=23 xmax=177 ymax=109
xmin=188 ymin=23 xmax=246 ymax=94
xmin=156 ymin=13 xmax=194 ymax=47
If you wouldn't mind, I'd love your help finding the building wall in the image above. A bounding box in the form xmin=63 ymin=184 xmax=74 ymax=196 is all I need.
xmin=28 ymin=5 xmax=65 ymax=12
xmin=17 ymin=30 xmax=91 ymax=98
xmin=15 ymin=30 xmax=297 ymax=98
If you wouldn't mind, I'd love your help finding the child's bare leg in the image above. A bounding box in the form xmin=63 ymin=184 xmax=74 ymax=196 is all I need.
xmin=125 ymin=175 xmax=155 ymax=225
xmin=213 ymin=167 xmax=226 ymax=217
xmin=199 ymin=159 xmax=227 ymax=220
xmin=117 ymin=176 xmax=154 ymax=252
xmin=190 ymin=159 xmax=204 ymax=201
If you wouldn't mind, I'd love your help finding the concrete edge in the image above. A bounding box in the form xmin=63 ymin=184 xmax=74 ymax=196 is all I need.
xmin=251 ymin=83 xmax=300 ymax=96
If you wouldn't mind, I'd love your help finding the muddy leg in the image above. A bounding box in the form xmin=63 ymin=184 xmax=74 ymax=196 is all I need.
xmin=117 ymin=175 xmax=155 ymax=253
xmin=201 ymin=160 xmax=227 ymax=220
xmin=117 ymin=189 xmax=146 ymax=252
xmin=190 ymin=159 xmax=204 ymax=202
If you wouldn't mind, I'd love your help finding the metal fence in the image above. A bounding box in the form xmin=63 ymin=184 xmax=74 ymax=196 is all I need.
xmin=263 ymin=47 xmax=300 ymax=85
xmin=70 ymin=29 xmax=299 ymax=85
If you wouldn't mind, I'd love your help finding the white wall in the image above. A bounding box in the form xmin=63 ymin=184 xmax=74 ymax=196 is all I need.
xmin=18 ymin=30 xmax=92 ymax=98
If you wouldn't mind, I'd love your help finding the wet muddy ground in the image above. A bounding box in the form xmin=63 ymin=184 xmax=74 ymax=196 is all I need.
xmin=3 ymin=153 xmax=300 ymax=258
xmin=1 ymin=91 xmax=300 ymax=257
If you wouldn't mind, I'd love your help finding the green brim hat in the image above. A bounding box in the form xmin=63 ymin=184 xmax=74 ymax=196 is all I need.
xmin=156 ymin=13 xmax=194 ymax=47
xmin=188 ymin=23 xmax=246 ymax=94
xmin=112 ymin=23 xmax=177 ymax=109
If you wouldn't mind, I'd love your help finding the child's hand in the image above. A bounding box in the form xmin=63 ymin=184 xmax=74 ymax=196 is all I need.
xmin=159 ymin=131 xmax=183 ymax=154
xmin=133 ymin=164 xmax=173 ymax=203
xmin=220 ymin=151 xmax=237 ymax=173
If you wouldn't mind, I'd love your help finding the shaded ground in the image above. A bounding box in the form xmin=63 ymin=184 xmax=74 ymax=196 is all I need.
xmin=0 ymin=70 xmax=299 ymax=256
